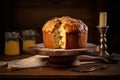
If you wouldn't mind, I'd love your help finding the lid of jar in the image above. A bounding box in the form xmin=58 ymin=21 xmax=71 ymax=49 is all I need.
xmin=22 ymin=29 xmax=36 ymax=36
xmin=5 ymin=32 xmax=19 ymax=38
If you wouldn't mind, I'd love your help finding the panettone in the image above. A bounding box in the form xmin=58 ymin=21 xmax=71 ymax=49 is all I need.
xmin=42 ymin=16 xmax=88 ymax=49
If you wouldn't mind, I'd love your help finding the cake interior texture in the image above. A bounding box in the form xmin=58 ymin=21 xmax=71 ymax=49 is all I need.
xmin=53 ymin=25 xmax=66 ymax=49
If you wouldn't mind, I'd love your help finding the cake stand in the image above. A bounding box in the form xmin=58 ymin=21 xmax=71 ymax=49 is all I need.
xmin=29 ymin=43 xmax=97 ymax=68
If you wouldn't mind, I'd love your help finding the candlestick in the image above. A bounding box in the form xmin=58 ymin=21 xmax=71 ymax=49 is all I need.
xmin=99 ymin=12 xmax=107 ymax=27
xmin=96 ymin=26 xmax=109 ymax=58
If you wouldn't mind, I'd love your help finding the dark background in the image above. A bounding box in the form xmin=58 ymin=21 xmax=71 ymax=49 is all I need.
xmin=0 ymin=0 xmax=120 ymax=54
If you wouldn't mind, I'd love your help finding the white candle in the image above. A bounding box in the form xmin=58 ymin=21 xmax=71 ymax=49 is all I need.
xmin=99 ymin=12 xmax=107 ymax=27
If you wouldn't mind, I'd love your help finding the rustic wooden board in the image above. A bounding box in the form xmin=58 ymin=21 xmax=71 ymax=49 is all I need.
xmin=29 ymin=43 xmax=97 ymax=56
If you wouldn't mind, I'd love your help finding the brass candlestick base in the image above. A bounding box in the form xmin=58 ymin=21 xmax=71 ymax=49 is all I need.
xmin=97 ymin=26 xmax=109 ymax=57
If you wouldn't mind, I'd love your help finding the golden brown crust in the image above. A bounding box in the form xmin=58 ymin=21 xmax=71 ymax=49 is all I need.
xmin=43 ymin=32 xmax=55 ymax=48
xmin=42 ymin=17 xmax=61 ymax=33
xmin=78 ymin=31 xmax=88 ymax=48
xmin=42 ymin=16 xmax=88 ymax=33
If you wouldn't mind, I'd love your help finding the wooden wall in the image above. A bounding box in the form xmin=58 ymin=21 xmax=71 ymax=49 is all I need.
xmin=1 ymin=0 xmax=119 ymax=53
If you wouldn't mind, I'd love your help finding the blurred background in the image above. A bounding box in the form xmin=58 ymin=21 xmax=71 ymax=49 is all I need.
xmin=0 ymin=0 xmax=120 ymax=54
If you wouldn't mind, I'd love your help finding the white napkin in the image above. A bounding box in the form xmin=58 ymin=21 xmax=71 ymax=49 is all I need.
xmin=0 ymin=55 xmax=49 ymax=70
xmin=72 ymin=55 xmax=106 ymax=66
xmin=0 ymin=55 xmax=108 ymax=69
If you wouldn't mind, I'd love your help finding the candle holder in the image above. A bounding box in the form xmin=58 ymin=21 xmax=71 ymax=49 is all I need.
xmin=96 ymin=26 xmax=110 ymax=58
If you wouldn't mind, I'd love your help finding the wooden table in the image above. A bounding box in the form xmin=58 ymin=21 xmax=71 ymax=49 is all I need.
xmin=0 ymin=53 xmax=120 ymax=79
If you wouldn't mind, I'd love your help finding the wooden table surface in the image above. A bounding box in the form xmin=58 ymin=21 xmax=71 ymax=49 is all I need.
xmin=0 ymin=53 xmax=120 ymax=79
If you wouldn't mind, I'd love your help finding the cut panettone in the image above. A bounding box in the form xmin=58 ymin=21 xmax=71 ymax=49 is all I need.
xmin=42 ymin=16 xmax=88 ymax=49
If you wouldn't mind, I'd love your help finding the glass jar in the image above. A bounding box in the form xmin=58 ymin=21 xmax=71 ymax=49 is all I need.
xmin=22 ymin=29 xmax=36 ymax=52
xmin=5 ymin=32 xmax=20 ymax=56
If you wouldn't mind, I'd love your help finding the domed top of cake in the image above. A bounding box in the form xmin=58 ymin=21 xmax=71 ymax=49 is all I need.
xmin=42 ymin=16 xmax=88 ymax=33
